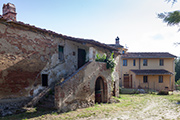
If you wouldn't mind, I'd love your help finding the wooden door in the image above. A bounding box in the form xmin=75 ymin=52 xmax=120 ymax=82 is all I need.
xmin=78 ymin=49 xmax=86 ymax=69
xmin=124 ymin=74 xmax=129 ymax=88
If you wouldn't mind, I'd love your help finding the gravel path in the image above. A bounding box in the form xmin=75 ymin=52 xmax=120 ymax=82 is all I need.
xmin=106 ymin=96 xmax=180 ymax=120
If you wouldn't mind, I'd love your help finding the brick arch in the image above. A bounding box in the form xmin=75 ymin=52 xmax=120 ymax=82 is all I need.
xmin=95 ymin=76 xmax=108 ymax=103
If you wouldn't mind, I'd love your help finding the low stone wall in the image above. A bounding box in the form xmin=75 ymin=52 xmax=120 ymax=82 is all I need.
xmin=55 ymin=61 xmax=119 ymax=112
xmin=0 ymin=97 xmax=31 ymax=116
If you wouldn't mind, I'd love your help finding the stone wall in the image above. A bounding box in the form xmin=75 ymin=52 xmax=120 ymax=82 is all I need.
xmin=113 ymin=55 xmax=121 ymax=97
xmin=0 ymin=97 xmax=31 ymax=116
xmin=55 ymin=60 xmax=120 ymax=112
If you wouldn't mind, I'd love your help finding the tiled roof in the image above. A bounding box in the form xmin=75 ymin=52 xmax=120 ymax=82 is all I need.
xmin=108 ymin=44 xmax=124 ymax=48
xmin=122 ymin=52 xmax=176 ymax=58
xmin=0 ymin=17 xmax=118 ymax=51
xmin=131 ymin=69 xmax=173 ymax=75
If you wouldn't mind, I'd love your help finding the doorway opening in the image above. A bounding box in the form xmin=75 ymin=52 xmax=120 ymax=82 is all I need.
xmin=78 ymin=48 xmax=86 ymax=69
xmin=95 ymin=77 xmax=107 ymax=103
xmin=123 ymin=74 xmax=129 ymax=88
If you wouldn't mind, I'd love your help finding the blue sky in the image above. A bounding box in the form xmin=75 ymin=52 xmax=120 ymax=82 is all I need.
xmin=1 ymin=0 xmax=180 ymax=57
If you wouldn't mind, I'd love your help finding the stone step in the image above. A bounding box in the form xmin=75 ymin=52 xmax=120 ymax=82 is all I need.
xmin=37 ymin=101 xmax=55 ymax=109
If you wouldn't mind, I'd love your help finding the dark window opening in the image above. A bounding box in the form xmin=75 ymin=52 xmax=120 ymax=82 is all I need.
xmin=143 ymin=59 xmax=148 ymax=66
xmin=159 ymin=76 xmax=163 ymax=83
xmin=42 ymin=74 xmax=48 ymax=87
xmin=133 ymin=59 xmax=136 ymax=66
xmin=58 ymin=45 xmax=64 ymax=61
xmin=123 ymin=59 xmax=127 ymax=66
xmin=159 ymin=59 xmax=164 ymax=66
xmin=143 ymin=76 xmax=148 ymax=83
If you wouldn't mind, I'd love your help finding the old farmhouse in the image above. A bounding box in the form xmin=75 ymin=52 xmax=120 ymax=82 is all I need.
xmin=0 ymin=2 xmax=176 ymax=116
xmin=0 ymin=3 xmax=121 ymax=115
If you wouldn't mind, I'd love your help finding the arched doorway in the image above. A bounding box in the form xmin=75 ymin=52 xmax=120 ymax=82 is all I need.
xmin=95 ymin=77 xmax=107 ymax=103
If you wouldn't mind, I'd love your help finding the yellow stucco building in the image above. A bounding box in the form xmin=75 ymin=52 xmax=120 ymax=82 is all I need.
xmin=110 ymin=37 xmax=176 ymax=91
xmin=121 ymin=53 xmax=176 ymax=91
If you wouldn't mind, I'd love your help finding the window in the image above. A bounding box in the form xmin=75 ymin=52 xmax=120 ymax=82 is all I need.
xmin=143 ymin=59 xmax=148 ymax=66
xmin=143 ymin=76 xmax=148 ymax=83
xmin=42 ymin=74 xmax=48 ymax=86
xmin=58 ymin=45 xmax=64 ymax=61
xmin=159 ymin=76 xmax=163 ymax=83
xmin=159 ymin=59 xmax=164 ymax=66
xmin=122 ymin=50 xmax=125 ymax=54
xmin=133 ymin=59 xmax=136 ymax=66
xmin=123 ymin=59 xmax=127 ymax=66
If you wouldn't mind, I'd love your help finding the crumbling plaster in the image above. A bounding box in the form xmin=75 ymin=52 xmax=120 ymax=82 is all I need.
xmin=0 ymin=20 xmax=113 ymax=99
xmin=55 ymin=46 xmax=120 ymax=112
xmin=0 ymin=21 xmax=93 ymax=99
xmin=41 ymin=40 xmax=90 ymax=87
xmin=55 ymin=61 xmax=113 ymax=112
xmin=0 ymin=22 xmax=57 ymax=99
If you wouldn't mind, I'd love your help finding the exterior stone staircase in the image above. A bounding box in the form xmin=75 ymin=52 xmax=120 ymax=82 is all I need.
xmin=26 ymin=83 xmax=55 ymax=107
xmin=55 ymin=61 xmax=116 ymax=112
xmin=27 ymin=63 xmax=91 ymax=109
xmin=36 ymin=89 xmax=55 ymax=110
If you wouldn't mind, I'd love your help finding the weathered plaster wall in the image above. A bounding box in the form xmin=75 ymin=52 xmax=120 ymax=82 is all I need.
xmin=0 ymin=19 xmax=118 ymax=100
xmin=113 ymin=55 xmax=120 ymax=97
xmin=0 ymin=20 xmax=91 ymax=99
xmin=55 ymin=61 xmax=115 ymax=112
xmin=0 ymin=21 xmax=58 ymax=99
xmin=55 ymin=45 xmax=120 ymax=112
xmin=41 ymin=40 xmax=90 ymax=86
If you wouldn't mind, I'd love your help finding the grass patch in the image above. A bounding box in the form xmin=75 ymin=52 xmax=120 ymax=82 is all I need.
xmin=76 ymin=112 xmax=96 ymax=118
xmin=163 ymin=94 xmax=180 ymax=102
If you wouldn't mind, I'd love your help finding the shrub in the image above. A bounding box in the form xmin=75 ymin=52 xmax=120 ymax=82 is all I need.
xmin=106 ymin=58 xmax=115 ymax=71
xmin=119 ymin=87 xmax=122 ymax=94
xmin=176 ymin=79 xmax=180 ymax=86
xmin=157 ymin=90 xmax=169 ymax=95
xmin=95 ymin=54 xmax=106 ymax=62
xmin=95 ymin=53 xmax=116 ymax=72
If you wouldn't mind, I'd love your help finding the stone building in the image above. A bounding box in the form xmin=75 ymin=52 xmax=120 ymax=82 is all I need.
xmin=0 ymin=3 xmax=120 ymax=115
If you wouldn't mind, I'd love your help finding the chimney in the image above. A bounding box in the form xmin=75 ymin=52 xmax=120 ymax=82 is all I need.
xmin=2 ymin=3 xmax=17 ymax=21
xmin=115 ymin=36 xmax=120 ymax=45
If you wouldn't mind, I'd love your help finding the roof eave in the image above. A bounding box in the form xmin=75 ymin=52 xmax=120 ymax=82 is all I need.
xmin=122 ymin=56 xmax=176 ymax=59
xmin=135 ymin=73 xmax=173 ymax=75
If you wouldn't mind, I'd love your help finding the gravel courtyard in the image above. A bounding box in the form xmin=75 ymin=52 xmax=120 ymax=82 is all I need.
xmin=105 ymin=94 xmax=180 ymax=120
xmin=1 ymin=93 xmax=180 ymax=120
